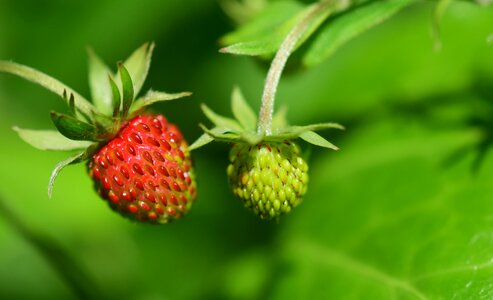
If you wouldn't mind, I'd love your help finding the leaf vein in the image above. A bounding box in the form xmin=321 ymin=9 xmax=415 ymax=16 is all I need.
xmin=289 ymin=238 xmax=430 ymax=300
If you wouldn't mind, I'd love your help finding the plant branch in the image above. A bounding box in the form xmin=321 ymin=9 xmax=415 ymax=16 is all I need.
xmin=257 ymin=0 xmax=340 ymax=135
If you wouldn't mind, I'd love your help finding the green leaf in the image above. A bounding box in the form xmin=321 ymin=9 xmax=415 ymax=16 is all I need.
xmin=281 ymin=123 xmax=345 ymax=135
xmin=50 ymin=112 xmax=98 ymax=141
xmin=0 ymin=61 xmax=96 ymax=118
xmin=240 ymin=131 xmax=263 ymax=145
xmin=201 ymin=104 xmax=242 ymax=131
xmin=220 ymin=0 xmax=267 ymax=25
xmin=221 ymin=1 xmax=304 ymax=46
xmin=220 ymin=39 xmax=283 ymax=56
xmin=299 ymin=130 xmax=339 ymax=150
xmin=269 ymin=120 xmax=488 ymax=299
xmin=272 ymin=106 xmax=289 ymax=131
xmin=68 ymin=93 xmax=76 ymax=116
xmin=13 ymin=127 xmax=92 ymax=151
xmin=199 ymin=124 xmax=242 ymax=143
xmin=231 ymin=86 xmax=257 ymax=131
xmin=432 ymin=0 xmax=453 ymax=51
xmin=87 ymin=48 xmax=113 ymax=115
xmin=122 ymin=42 xmax=154 ymax=96
xmin=189 ymin=133 xmax=214 ymax=152
xmin=221 ymin=1 xmax=337 ymax=56
xmin=130 ymin=90 xmax=192 ymax=112
xmin=48 ymin=151 xmax=86 ymax=198
xmin=267 ymin=122 xmax=344 ymax=141
xmin=118 ymin=63 xmax=134 ymax=118
xmin=108 ymin=75 xmax=121 ymax=117
xmin=303 ymin=0 xmax=415 ymax=67
xmin=189 ymin=127 xmax=232 ymax=151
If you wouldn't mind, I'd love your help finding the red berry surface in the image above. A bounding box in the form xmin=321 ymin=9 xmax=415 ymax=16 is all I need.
xmin=88 ymin=114 xmax=196 ymax=223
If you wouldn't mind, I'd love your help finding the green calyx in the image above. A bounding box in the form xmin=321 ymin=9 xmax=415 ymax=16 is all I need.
xmin=189 ymin=86 xmax=344 ymax=151
xmin=0 ymin=42 xmax=191 ymax=197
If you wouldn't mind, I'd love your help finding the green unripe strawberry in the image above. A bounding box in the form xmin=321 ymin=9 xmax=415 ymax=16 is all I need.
xmin=2 ymin=43 xmax=197 ymax=224
xmin=227 ymin=142 xmax=308 ymax=220
xmin=190 ymin=87 xmax=343 ymax=221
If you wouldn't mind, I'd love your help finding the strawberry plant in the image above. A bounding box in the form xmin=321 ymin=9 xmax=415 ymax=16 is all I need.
xmin=0 ymin=44 xmax=197 ymax=223
xmin=0 ymin=0 xmax=493 ymax=299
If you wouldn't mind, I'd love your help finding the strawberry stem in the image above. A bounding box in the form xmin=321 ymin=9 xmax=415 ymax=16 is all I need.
xmin=257 ymin=0 xmax=335 ymax=135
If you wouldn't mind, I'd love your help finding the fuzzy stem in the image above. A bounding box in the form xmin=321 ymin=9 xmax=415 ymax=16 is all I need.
xmin=257 ymin=0 xmax=335 ymax=135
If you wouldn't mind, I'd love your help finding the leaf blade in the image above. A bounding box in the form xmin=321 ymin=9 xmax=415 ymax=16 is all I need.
xmin=221 ymin=1 xmax=337 ymax=57
xmin=108 ymin=75 xmax=121 ymax=117
xmin=189 ymin=127 xmax=232 ymax=151
xmin=272 ymin=120 xmax=488 ymax=299
xmin=221 ymin=0 xmax=304 ymax=46
xmin=303 ymin=0 xmax=415 ymax=67
xmin=118 ymin=63 xmax=134 ymax=118
xmin=122 ymin=42 xmax=154 ymax=96
xmin=431 ymin=0 xmax=453 ymax=51
xmin=201 ymin=104 xmax=242 ymax=131
xmin=130 ymin=90 xmax=192 ymax=113
xmin=48 ymin=152 xmax=86 ymax=198
xmin=13 ymin=127 xmax=93 ymax=151
xmin=199 ymin=124 xmax=242 ymax=143
xmin=231 ymin=86 xmax=257 ymax=131
xmin=272 ymin=106 xmax=289 ymax=132
xmin=299 ymin=130 xmax=339 ymax=150
xmin=87 ymin=48 xmax=113 ymax=115
xmin=50 ymin=112 xmax=98 ymax=141
xmin=282 ymin=122 xmax=345 ymax=135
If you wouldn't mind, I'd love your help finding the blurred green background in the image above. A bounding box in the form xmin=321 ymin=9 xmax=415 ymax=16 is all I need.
xmin=1 ymin=0 xmax=493 ymax=299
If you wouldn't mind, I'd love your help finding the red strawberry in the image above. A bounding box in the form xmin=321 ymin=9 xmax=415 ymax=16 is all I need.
xmin=1 ymin=43 xmax=197 ymax=223
xmin=88 ymin=115 xmax=196 ymax=223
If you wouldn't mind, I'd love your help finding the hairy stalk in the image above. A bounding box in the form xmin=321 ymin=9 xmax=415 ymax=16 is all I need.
xmin=257 ymin=0 xmax=337 ymax=135
xmin=0 ymin=195 xmax=104 ymax=299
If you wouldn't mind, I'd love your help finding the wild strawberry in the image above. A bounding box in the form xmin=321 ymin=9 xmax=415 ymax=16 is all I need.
xmin=88 ymin=115 xmax=196 ymax=223
xmin=190 ymin=87 xmax=342 ymax=221
xmin=1 ymin=43 xmax=197 ymax=223
xmin=227 ymin=142 xmax=308 ymax=220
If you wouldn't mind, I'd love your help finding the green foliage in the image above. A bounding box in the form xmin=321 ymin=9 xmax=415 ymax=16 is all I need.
xmin=191 ymin=86 xmax=342 ymax=149
xmin=50 ymin=112 xmax=98 ymax=141
xmin=12 ymin=128 xmax=92 ymax=151
xmin=117 ymin=63 xmax=134 ymax=118
xmin=87 ymin=48 xmax=113 ymax=116
xmin=130 ymin=90 xmax=192 ymax=113
xmin=121 ymin=42 xmax=154 ymax=97
xmin=270 ymin=118 xmax=488 ymax=298
xmin=303 ymin=0 xmax=415 ymax=66
xmin=431 ymin=0 xmax=453 ymax=50
xmin=232 ymin=86 xmax=257 ymax=131
xmin=298 ymin=130 xmax=339 ymax=150
xmin=220 ymin=0 xmax=338 ymax=56
xmin=221 ymin=0 xmax=304 ymax=51
xmin=221 ymin=0 xmax=482 ymax=67
xmin=108 ymin=75 xmax=121 ymax=117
